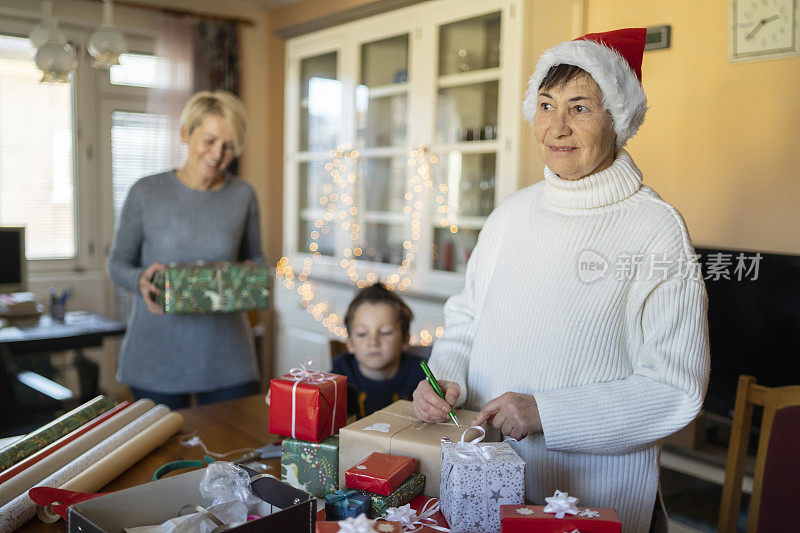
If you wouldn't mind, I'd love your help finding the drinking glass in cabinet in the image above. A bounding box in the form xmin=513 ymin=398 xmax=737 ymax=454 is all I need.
xmin=300 ymin=52 xmax=340 ymax=152
xmin=433 ymin=227 xmax=479 ymax=272
xmin=357 ymin=157 xmax=408 ymax=212
xmin=436 ymin=81 xmax=498 ymax=144
xmin=433 ymin=152 xmax=496 ymax=217
xmin=438 ymin=12 xmax=501 ymax=76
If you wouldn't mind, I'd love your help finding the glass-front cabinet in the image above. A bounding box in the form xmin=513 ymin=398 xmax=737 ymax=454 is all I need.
xmin=277 ymin=0 xmax=581 ymax=372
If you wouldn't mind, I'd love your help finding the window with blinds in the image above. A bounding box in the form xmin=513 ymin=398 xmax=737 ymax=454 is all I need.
xmin=0 ymin=34 xmax=75 ymax=260
xmin=110 ymin=111 xmax=174 ymax=319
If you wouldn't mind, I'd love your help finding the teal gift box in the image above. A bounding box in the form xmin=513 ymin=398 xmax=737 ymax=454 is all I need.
xmin=281 ymin=435 xmax=339 ymax=498
xmin=324 ymin=490 xmax=371 ymax=520
xmin=153 ymin=261 xmax=270 ymax=314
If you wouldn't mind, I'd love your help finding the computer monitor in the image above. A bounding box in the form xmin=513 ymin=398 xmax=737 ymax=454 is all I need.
xmin=0 ymin=226 xmax=26 ymax=293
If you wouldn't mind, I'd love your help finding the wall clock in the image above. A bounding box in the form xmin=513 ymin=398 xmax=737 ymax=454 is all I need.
xmin=730 ymin=0 xmax=800 ymax=61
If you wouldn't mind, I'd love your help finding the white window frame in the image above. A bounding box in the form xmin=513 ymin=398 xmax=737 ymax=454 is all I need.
xmin=0 ymin=11 xmax=154 ymax=281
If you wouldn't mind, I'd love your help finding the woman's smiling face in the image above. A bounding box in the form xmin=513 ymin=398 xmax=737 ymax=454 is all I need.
xmin=534 ymin=71 xmax=616 ymax=180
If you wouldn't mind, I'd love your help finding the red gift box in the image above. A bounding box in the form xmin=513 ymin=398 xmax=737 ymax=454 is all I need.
xmin=345 ymin=452 xmax=416 ymax=496
xmin=316 ymin=517 xmax=401 ymax=532
xmin=269 ymin=366 xmax=347 ymax=442
xmin=500 ymin=504 xmax=621 ymax=532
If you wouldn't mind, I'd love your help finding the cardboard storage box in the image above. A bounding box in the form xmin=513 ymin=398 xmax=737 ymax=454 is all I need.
xmin=68 ymin=468 xmax=316 ymax=532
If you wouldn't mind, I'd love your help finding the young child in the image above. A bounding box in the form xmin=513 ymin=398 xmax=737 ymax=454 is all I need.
xmin=332 ymin=283 xmax=427 ymax=418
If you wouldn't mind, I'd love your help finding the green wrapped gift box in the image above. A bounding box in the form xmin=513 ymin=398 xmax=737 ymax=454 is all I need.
xmin=281 ymin=435 xmax=339 ymax=498
xmin=153 ymin=262 xmax=270 ymax=314
xmin=350 ymin=472 xmax=425 ymax=518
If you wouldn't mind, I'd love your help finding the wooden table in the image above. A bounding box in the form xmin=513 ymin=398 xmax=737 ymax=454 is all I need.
xmin=19 ymin=394 xmax=279 ymax=533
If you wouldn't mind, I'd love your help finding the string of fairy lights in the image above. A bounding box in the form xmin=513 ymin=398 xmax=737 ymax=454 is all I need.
xmin=275 ymin=146 xmax=457 ymax=345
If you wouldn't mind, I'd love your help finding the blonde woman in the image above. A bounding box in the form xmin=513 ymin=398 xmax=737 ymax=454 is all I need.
xmin=108 ymin=90 xmax=263 ymax=408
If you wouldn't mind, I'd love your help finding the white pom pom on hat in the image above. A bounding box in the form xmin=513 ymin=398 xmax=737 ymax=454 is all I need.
xmin=522 ymin=27 xmax=648 ymax=147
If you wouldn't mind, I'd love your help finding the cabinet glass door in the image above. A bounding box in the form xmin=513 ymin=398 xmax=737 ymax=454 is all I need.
xmin=298 ymin=52 xmax=340 ymax=257
xmin=433 ymin=12 xmax=501 ymax=272
xmin=354 ymin=34 xmax=410 ymax=265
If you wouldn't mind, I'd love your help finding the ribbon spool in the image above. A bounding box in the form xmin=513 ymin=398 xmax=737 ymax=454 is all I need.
xmin=380 ymin=498 xmax=450 ymax=532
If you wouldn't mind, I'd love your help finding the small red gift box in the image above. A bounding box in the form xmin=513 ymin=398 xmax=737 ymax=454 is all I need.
xmin=500 ymin=504 xmax=621 ymax=533
xmin=316 ymin=517 xmax=401 ymax=532
xmin=345 ymin=452 xmax=416 ymax=496
xmin=403 ymin=495 xmax=450 ymax=532
xmin=269 ymin=366 xmax=347 ymax=442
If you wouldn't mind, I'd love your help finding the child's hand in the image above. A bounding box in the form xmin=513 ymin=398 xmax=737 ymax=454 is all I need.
xmin=412 ymin=379 xmax=460 ymax=423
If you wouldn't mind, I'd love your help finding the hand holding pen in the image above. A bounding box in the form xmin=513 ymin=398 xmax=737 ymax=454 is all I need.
xmin=412 ymin=361 xmax=461 ymax=424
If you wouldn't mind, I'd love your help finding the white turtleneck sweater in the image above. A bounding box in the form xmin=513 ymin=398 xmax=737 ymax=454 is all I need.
xmin=428 ymin=150 xmax=710 ymax=533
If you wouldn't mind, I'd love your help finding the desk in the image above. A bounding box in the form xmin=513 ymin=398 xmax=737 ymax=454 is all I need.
xmin=17 ymin=394 xmax=275 ymax=533
xmin=0 ymin=312 xmax=126 ymax=428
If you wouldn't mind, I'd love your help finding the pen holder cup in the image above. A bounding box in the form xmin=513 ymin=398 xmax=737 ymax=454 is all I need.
xmin=50 ymin=301 xmax=66 ymax=322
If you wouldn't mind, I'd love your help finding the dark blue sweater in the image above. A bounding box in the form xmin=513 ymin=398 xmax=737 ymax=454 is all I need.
xmin=331 ymin=352 xmax=427 ymax=418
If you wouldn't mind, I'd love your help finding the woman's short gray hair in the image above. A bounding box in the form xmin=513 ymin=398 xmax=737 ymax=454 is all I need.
xmin=180 ymin=90 xmax=247 ymax=156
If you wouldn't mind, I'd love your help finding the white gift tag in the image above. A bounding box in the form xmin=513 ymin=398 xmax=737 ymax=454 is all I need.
xmin=363 ymin=423 xmax=391 ymax=433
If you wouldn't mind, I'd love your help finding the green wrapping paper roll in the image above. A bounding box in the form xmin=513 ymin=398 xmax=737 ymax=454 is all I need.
xmin=352 ymin=473 xmax=426 ymax=518
xmin=0 ymin=396 xmax=116 ymax=473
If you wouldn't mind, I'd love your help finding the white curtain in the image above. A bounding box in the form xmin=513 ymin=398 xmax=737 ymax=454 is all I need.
xmin=145 ymin=14 xmax=196 ymax=169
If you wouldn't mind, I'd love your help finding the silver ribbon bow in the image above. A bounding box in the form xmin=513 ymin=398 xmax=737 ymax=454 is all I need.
xmin=543 ymin=490 xmax=580 ymax=519
xmin=454 ymin=425 xmax=497 ymax=461
xmin=381 ymin=499 xmax=450 ymax=533
xmin=336 ymin=515 xmax=377 ymax=533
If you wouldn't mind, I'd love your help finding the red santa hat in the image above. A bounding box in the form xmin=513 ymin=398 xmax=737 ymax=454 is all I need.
xmin=522 ymin=28 xmax=648 ymax=147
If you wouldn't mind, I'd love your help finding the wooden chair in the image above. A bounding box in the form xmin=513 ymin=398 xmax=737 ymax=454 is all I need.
xmin=718 ymin=375 xmax=800 ymax=532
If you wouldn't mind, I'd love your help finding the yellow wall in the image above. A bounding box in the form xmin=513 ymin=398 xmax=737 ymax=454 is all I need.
xmin=584 ymin=0 xmax=800 ymax=254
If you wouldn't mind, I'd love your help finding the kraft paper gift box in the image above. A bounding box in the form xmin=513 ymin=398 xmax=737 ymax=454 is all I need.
xmin=338 ymin=400 xmax=499 ymax=497
xmin=316 ymin=515 xmax=402 ymax=533
xmin=352 ymin=472 xmax=426 ymax=518
xmin=270 ymin=367 xmax=347 ymax=442
xmin=500 ymin=497 xmax=621 ymax=533
xmin=68 ymin=467 xmax=316 ymax=533
xmin=281 ymin=435 xmax=339 ymax=498
xmin=440 ymin=436 xmax=526 ymax=533
xmin=153 ymin=261 xmax=270 ymax=314
xmin=345 ymin=452 xmax=416 ymax=496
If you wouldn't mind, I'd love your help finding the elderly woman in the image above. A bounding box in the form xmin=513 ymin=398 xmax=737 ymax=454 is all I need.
xmin=108 ymin=90 xmax=263 ymax=409
xmin=413 ymin=29 xmax=709 ymax=532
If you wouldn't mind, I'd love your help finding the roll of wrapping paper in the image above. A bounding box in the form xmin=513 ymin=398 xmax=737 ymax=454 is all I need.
xmin=0 ymin=405 xmax=175 ymax=533
xmin=0 ymin=400 xmax=155 ymax=507
xmin=0 ymin=396 xmax=117 ymax=473
xmin=0 ymin=402 xmax=132 ymax=488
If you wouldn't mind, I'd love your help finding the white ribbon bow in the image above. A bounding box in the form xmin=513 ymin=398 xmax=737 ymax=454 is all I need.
xmin=381 ymin=499 xmax=450 ymax=533
xmin=286 ymin=362 xmax=339 ymax=439
xmin=454 ymin=426 xmax=497 ymax=461
xmin=543 ymin=490 xmax=580 ymax=519
xmin=337 ymin=514 xmax=381 ymax=533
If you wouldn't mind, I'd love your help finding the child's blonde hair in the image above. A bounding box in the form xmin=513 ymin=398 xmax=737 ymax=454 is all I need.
xmin=344 ymin=283 xmax=413 ymax=337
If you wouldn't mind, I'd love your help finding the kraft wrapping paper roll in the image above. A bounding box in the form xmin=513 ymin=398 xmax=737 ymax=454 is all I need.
xmin=0 ymin=396 xmax=117 ymax=473
xmin=0 ymin=405 xmax=174 ymax=533
xmin=0 ymin=400 xmax=155 ymax=507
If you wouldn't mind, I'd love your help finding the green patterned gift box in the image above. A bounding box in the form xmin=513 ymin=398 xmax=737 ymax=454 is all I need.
xmin=153 ymin=262 xmax=270 ymax=314
xmin=281 ymin=435 xmax=339 ymax=498
xmin=351 ymin=472 xmax=426 ymax=518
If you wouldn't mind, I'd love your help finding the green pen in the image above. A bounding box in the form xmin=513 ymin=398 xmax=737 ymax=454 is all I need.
xmin=420 ymin=360 xmax=460 ymax=426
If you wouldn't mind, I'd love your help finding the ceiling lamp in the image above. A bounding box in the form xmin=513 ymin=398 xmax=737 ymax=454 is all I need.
xmin=28 ymin=1 xmax=65 ymax=50
xmin=34 ymin=16 xmax=76 ymax=83
xmin=88 ymin=0 xmax=128 ymax=68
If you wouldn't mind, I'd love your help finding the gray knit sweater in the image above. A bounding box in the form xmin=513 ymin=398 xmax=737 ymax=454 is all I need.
xmin=107 ymin=171 xmax=263 ymax=393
